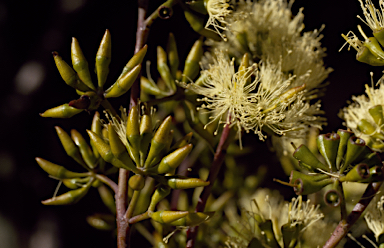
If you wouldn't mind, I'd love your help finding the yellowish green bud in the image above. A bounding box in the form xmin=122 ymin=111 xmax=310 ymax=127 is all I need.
xmin=104 ymin=64 xmax=141 ymax=98
xmin=129 ymin=174 xmax=145 ymax=191
xmin=182 ymin=38 xmax=203 ymax=83
xmin=151 ymin=210 xmax=189 ymax=224
xmin=167 ymin=177 xmax=209 ymax=189
xmin=157 ymin=46 xmax=176 ymax=93
xmin=364 ymin=37 xmax=384 ymax=61
xmin=126 ymin=105 xmax=141 ymax=165
xmin=95 ymin=29 xmax=112 ymax=88
xmin=167 ymin=33 xmax=179 ymax=78
xmin=167 ymin=212 xmax=214 ymax=226
xmin=98 ymin=185 xmax=116 ymax=214
xmin=71 ymin=37 xmax=95 ymax=90
xmin=139 ymin=113 xmax=153 ymax=166
xmin=55 ymin=126 xmax=86 ymax=167
xmin=86 ymin=215 xmax=114 ymax=231
xmin=184 ymin=10 xmax=220 ymax=40
xmin=71 ymin=129 xmax=97 ymax=169
xmin=117 ymin=45 xmax=147 ymax=81
xmin=35 ymin=157 xmax=88 ymax=179
xmin=42 ymin=181 xmax=92 ymax=205
xmin=140 ymin=76 xmax=166 ymax=96
xmin=40 ymin=103 xmax=83 ymax=118
xmin=357 ymin=46 xmax=384 ymax=66
xmin=171 ymin=132 xmax=193 ymax=150
xmin=154 ymin=144 xmax=193 ymax=174
xmin=148 ymin=185 xmax=171 ymax=212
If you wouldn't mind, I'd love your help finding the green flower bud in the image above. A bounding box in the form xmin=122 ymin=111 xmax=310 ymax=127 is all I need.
xmin=108 ymin=123 xmax=132 ymax=166
xmin=336 ymin=129 xmax=354 ymax=170
xmin=151 ymin=210 xmax=189 ymax=224
xmin=139 ymin=113 xmax=153 ymax=166
xmin=55 ymin=126 xmax=86 ymax=167
xmin=289 ymin=170 xmax=332 ymax=195
xmin=170 ymin=132 xmax=193 ymax=150
xmin=182 ymin=38 xmax=203 ymax=83
xmin=126 ymin=105 xmax=141 ymax=165
xmin=35 ymin=157 xmax=88 ymax=179
xmin=184 ymin=9 xmax=220 ymax=40
xmin=140 ymin=76 xmax=166 ymax=96
xmin=359 ymin=165 xmax=384 ymax=183
xmin=95 ymin=29 xmax=111 ymax=88
xmin=117 ymin=45 xmax=147 ymax=81
xmin=133 ymin=177 xmax=155 ymax=216
xmin=71 ymin=37 xmax=95 ymax=91
xmin=148 ymin=185 xmax=171 ymax=213
xmin=129 ymin=174 xmax=145 ymax=191
xmin=340 ymin=136 xmax=367 ymax=173
xmin=144 ymin=116 xmax=173 ymax=168
xmin=323 ymin=183 xmax=342 ymax=207
xmin=42 ymin=181 xmax=92 ymax=205
xmin=40 ymin=103 xmax=83 ymax=118
xmin=62 ymin=178 xmax=82 ymax=189
xmin=186 ymin=0 xmax=207 ymax=14
xmin=167 ymin=212 xmax=214 ymax=226
xmin=364 ymin=37 xmax=384 ymax=61
xmin=281 ymin=223 xmax=299 ymax=248
xmin=317 ymin=133 xmax=340 ymax=172
xmin=340 ymin=163 xmax=370 ymax=182
xmin=71 ymin=129 xmax=97 ymax=169
xmin=259 ymin=220 xmax=280 ymax=248
xmin=150 ymin=144 xmax=193 ymax=174
xmin=104 ymin=64 xmax=141 ymax=98
xmin=90 ymin=112 xmax=102 ymax=159
xmin=157 ymin=46 xmax=176 ymax=93
xmin=373 ymin=29 xmax=384 ymax=47
xmin=166 ymin=177 xmax=210 ymax=189
xmin=86 ymin=214 xmax=114 ymax=231
xmin=293 ymin=145 xmax=328 ymax=172
xmin=98 ymin=185 xmax=116 ymax=214
xmin=167 ymin=33 xmax=179 ymax=78
xmin=356 ymin=46 xmax=384 ymax=66
xmin=52 ymin=52 xmax=93 ymax=92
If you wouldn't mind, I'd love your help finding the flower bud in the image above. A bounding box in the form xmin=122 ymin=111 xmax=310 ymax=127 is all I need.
xmin=259 ymin=220 xmax=280 ymax=248
xmin=71 ymin=129 xmax=97 ymax=169
xmin=151 ymin=210 xmax=189 ymax=224
xmin=356 ymin=46 xmax=384 ymax=66
xmin=104 ymin=64 xmax=141 ymax=98
xmin=144 ymin=116 xmax=173 ymax=168
xmin=129 ymin=174 xmax=145 ymax=191
xmin=358 ymin=119 xmax=384 ymax=140
xmin=167 ymin=177 xmax=210 ymax=190
xmin=108 ymin=123 xmax=134 ymax=167
xmin=139 ymin=113 xmax=153 ymax=166
xmin=55 ymin=126 xmax=86 ymax=167
xmin=35 ymin=157 xmax=88 ymax=179
xmin=40 ymin=103 xmax=83 ymax=118
xmin=336 ymin=129 xmax=354 ymax=170
xmin=148 ymin=185 xmax=171 ymax=212
xmin=293 ymin=144 xmax=328 ymax=172
xmin=86 ymin=214 xmax=114 ymax=231
xmin=152 ymin=144 xmax=193 ymax=174
xmin=289 ymin=170 xmax=332 ymax=195
xmin=369 ymin=105 xmax=384 ymax=128
xmin=140 ymin=76 xmax=166 ymax=96
xmin=170 ymin=132 xmax=193 ymax=151
xmin=182 ymin=38 xmax=203 ymax=83
xmin=42 ymin=181 xmax=92 ymax=205
xmin=133 ymin=177 xmax=155 ymax=216
xmin=71 ymin=37 xmax=95 ymax=91
xmin=52 ymin=52 xmax=93 ymax=92
xmin=341 ymin=163 xmax=370 ymax=182
xmin=167 ymin=211 xmax=214 ymax=226
xmin=324 ymin=185 xmax=342 ymax=207
xmin=340 ymin=136 xmax=366 ymax=173
xmin=62 ymin=178 xmax=82 ymax=189
xmin=117 ymin=45 xmax=147 ymax=81
xmin=95 ymin=29 xmax=111 ymax=88
xmin=317 ymin=133 xmax=340 ymax=171
xmin=360 ymin=165 xmax=384 ymax=183
xmin=90 ymin=112 xmax=102 ymax=158
xmin=373 ymin=29 xmax=384 ymax=47
xmin=167 ymin=33 xmax=179 ymax=78
xmin=157 ymin=46 xmax=176 ymax=93
xmin=126 ymin=105 xmax=141 ymax=165
xmin=364 ymin=37 xmax=384 ymax=61
xmin=184 ymin=9 xmax=220 ymax=40
xmin=98 ymin=185 xmax=116 ymax=214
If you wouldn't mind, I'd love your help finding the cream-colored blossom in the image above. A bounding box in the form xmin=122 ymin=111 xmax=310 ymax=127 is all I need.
xmin=341 ymin=76 xmax=384 ymax=152
xmin=205 ymin=0 xmax=232 ymax=40
xmin=358 ymin=0 xmax=384 ymax=32
xmin=365 ymin=196 xmax=384 ymax=242
xmin=288 ymin=196 xmax=324 ymax=232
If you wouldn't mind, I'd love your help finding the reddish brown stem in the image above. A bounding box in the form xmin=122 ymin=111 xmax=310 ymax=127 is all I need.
xmin=186 ymin=125 xmax=233 ymax=248
xmin=116 ymin=168 xmax=130 ymax=248
xmin=323 ymin=181 xmax=383 ymax=248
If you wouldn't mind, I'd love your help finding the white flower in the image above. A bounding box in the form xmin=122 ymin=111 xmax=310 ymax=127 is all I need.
xmin=205 ymin=0 xmax=232 ymax=40
xmin=341 ymin=75 xmax=384 ymax=152
xmin=358 ymin=0 xmax=384 ymax=32
xmin=365 ymin=196 xmax=384 ymax=242
xmin=288 ymin=196 xmax=324 ymax=232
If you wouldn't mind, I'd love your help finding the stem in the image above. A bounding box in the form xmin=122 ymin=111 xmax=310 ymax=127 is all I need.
xmin=116 ymin=168 xmax=130 ymax=248
xmin=125 ymin=190 xmax=141 ymax=220
xmin=323 ymin=181 xmax=383 ymax=248
xmin=186 ymin=124 xmax=234 ymax=248
xmin=95 ymin=174 xmax=118 ymax=194
xmin=129 ymin=211 xmax=150 ymax=224
xmin=338 ymin=182 xmax=347 ymax=221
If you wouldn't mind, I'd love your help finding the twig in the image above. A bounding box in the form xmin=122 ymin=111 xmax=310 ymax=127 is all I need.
xmin=95 ymin=174 xmax=118 ymax=194
xmin=186 ymin=124 xmax=234 ymax=248
xmin=116 ymin=168 xmax=130 ymax=248
xmin=323 ymin=181 xmax=383 ymax=248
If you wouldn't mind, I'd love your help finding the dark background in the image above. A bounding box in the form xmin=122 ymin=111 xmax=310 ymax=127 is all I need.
xmin=0 ymin=0 xmax=379 ymax=247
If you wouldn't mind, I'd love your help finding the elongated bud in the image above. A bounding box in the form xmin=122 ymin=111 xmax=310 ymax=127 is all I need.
xmin=91 ymin=112 xmax=102 ymax=158
xmin=167 ymin=177 xmax=209 ymax=189
xmin=340 ymin=163 xmax=370 ymax=182
xmin=40 ymin=103 xmax=83 ymax=118
xmin=140 ymin=76 xmax=166 ymax=96
xmin=104 ymin=64 xmax=141 ymax=98
xmin=98 ymin=185 xmax=116 ymax=214
xmin=340 ymin=136 xmax=366 ymax=173
xmin=129 ymin=174 xmax=145 ymax=191
xmin=144 ymin=116 xmax=173 ymax=168
xmin=317 ymin=133 xmax=340 ymax=171
xmin=151 ymin=210 xmax=189 ymax=224
xmin=71 ymin=129 xmax=97 ymax=169
xmin=154 ymin=144 xmax=193 ymax=174
xmin=95 ymin=29 xmax=111 ymax=88
xmin=182 ymin=38 xmax=203 ymax=83
xmin=167 ymin=33 xmax=179 ymax=78
xmin=35 ymin=157 xmax=88 ymax=179
xmin=42 ymin=181 xmax=92 ymax=205
xmin=133 ymin=177 xmax=155 ymax=216
xmin=356 ymin=46 xmax=384 ymax=66
xmin=289 ymin=170 xmax=332 ymax=195
xmin=55 ymin=126 xmax=86 ymax=167
xmin=184 ymin=10 xmax=220 ymax=40
xmin=279 ymin=84 xmax=306 ymax=103
xmin=117 ymin=45 xmax=147 ymax=81
xmin=373 ymin=29 xmax=384 ymax=47
xmin=126 ymin=105 xmax=141 ymax=165
xmin=171 ymin=132 xmax=193 ymax=151
xmin=86 ymin=215 xmax=114 ymax=231
xmin=139 ymin=114 xmax=153 ymax=166
xmin=71 ymin=37 xmax=95 ymax=90
xmin=108 ymin=124 xmax=127 ymax=158
xmin=293 ymin=144 xmax=328 ymax=172
xmin=148 ymin=185 xmax=171 ymax=212
xmin=361 ymin=165 xmax=384 ymax=182
xmin=62 ymin=178 xmax=81 ymax=189
xmin=336 ymin=129 xmax=354 ymax=170
xmin=157 ymin=46 xmax=176 ymax=92
xmin=168 ymin=212 xmax=214 ymax=226
xmin=52 ymin=52 xmax=93 ymax=92
xmin=364 ymin=37 xmax=384 ymax=61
